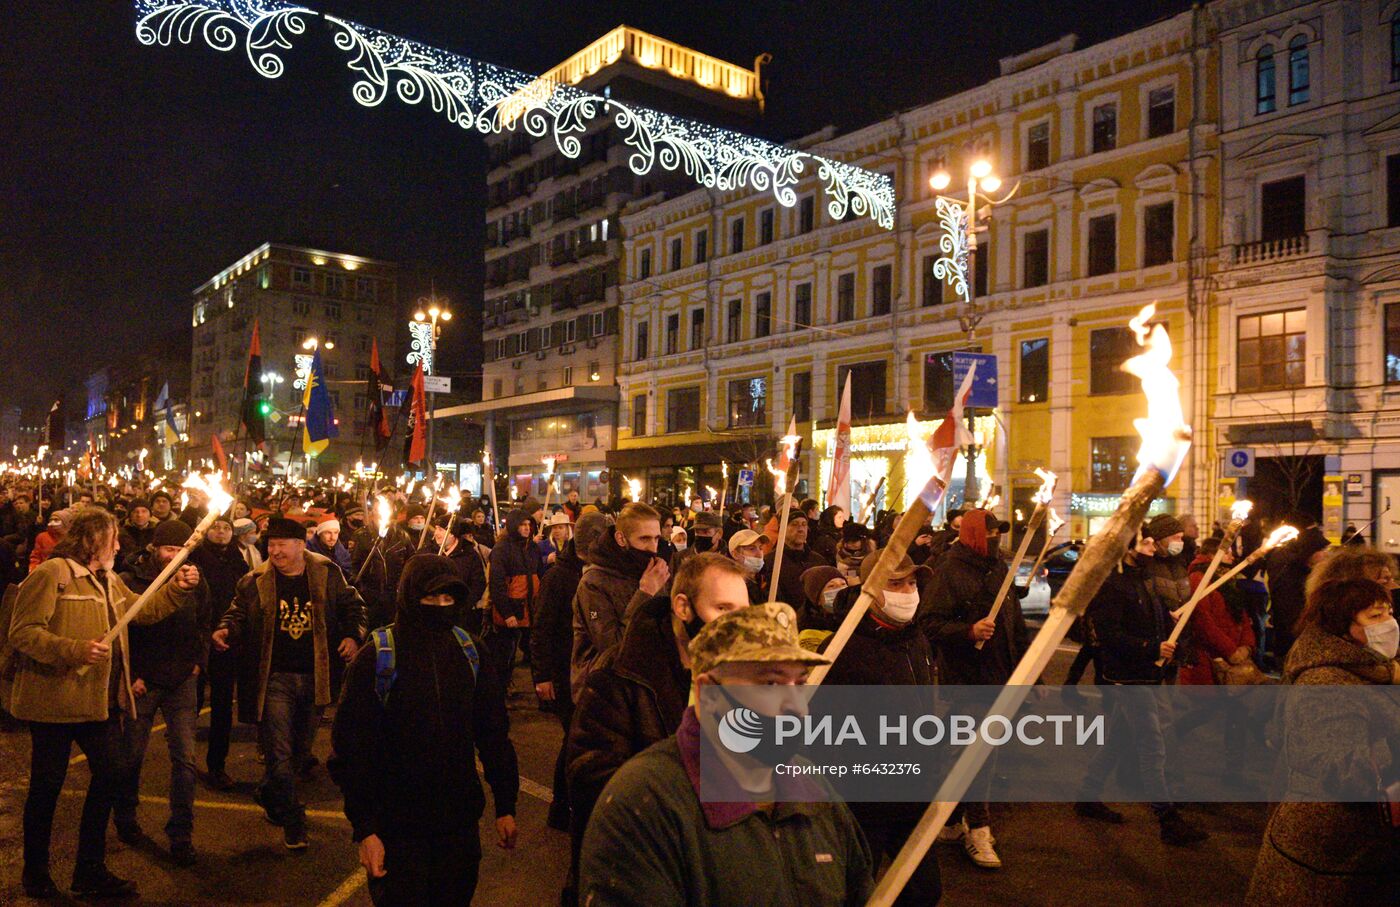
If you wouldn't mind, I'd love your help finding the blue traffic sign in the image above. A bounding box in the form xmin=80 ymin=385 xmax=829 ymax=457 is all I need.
xmin=951 ymin=352 xmax=999 ymax=409
xmin=737 ymin=468 xmax=755 ymax=488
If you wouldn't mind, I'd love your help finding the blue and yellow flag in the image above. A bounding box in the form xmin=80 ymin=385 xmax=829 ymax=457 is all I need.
xmin=302 ymin=350 xmax=338 ymax=457
xmin=153 ymin=382 xmax=180 ymax=447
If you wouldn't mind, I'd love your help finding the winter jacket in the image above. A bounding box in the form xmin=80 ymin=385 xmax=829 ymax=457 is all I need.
xmin=568 ymin=594 xmax=690 ymax=830
xmin=579 ymin=707 xmax=874 ymax=907
xmin=529 ymin=538 xmax=584 ymax=708
xmin=920 ymin=529 xmax=959 ymax=567
xmin=1265 ymin=528 xmax=1328 ymax=658
xmin=1141 ymin=553 xmax=1191 ymax=613
xmin=5 ymin=557 xmax=191 ymax=722
xmin=569 ymin=531 xmax=655 ymax=697
xmin=189 ymin=538 xmax=249 ymax=625
xmin=27 ymin=530 xmax=60 ymax=571
xmin=1245 ymin=626 xmax=1400 ymax=905
xmin=1083 ymin=559 xmax=1169 ymax=684
xmin=1179 ymin=554 xmax=1255 ymax=686
xmin=349 ymin=525 xmax=413 ymax=628
xmin=120 ymin=551 xmax=213 ymax=690
xmin=218 ymin=552 xmax=367 ymax=724
xmin=117 ymin=519 xmax=156 ymax=566
xmin=442 ymin=538 xmax=488 ymax=629
xmin=762 ymin=543 xmax=831 ymax=610
xmin=920 ymin=542 xmax=1028 ymax=685
xmin=809 ymin=507 xmax=844 ymax=563
xmin=308 ymin=535 xmax=353 ymax=576
xmin=488 ymin=510 xmax=542 ymax=628
xmin=329 ymin=577 xmax=518 ymax=843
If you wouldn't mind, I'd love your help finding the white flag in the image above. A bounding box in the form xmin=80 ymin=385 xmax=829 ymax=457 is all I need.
xmin=826 ymin=374 xmax=852 ymax=514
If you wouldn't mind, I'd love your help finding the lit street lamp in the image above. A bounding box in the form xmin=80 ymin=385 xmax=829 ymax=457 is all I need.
xmin=412 ymin=294 xmax=452 ymax=478
xmin=929 ymin=158 xmax=1019 ymax=506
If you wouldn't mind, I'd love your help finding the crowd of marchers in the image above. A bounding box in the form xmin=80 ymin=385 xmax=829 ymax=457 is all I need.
xmin=0 ymin=475 xmax=1397 ymax=905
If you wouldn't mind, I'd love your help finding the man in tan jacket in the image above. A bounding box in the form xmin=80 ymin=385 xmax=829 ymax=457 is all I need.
xmin=5 ymin=508 xmax=200 ymax=899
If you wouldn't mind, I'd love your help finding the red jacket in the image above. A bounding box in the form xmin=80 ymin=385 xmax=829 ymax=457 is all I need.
xmin=1179 ymin=555 xmax=1256 ymax=685
xmin=27 ymin=530 xmax=60 ymax=571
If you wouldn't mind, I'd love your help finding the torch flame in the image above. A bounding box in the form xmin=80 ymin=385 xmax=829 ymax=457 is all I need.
xmin=764 ymin=459 xmax=787 ymax=495
xmin=443 ymin=485 xmax=461 ymax=512
xmin=182 ymin=472 xmax=233 ymax=516
xmin=624 ymin=476 xmax=642 ymax=501
xmin=421 ymin=484 xmax=434 ymax=503
xmin=1124 ymin=303 xmax=1191 ymax=484
xmin=1230 ymin=499 xmax=1254 ymax=521
xmin=1015 ymin=509 xmax=1024 ymax=522
xmin=705 ymin=485 xmax=718 ymax=504
xmin=375 ymin=494 xmax=392 ymax=539
xmin=542 ymin=456 xmax=557 ymax=479
xmin=1047 ymin=507 xmax=1065 ymax=534
xmin=1264 ymin=525 xmax=1300 ymax=550
xmin=1032 ymin=468 xmax=1057 ymax=506
xmin=982 ymin=495 xmax=1001 ymax=512
xmin=905 ymin=412 xmax=936 ymax=497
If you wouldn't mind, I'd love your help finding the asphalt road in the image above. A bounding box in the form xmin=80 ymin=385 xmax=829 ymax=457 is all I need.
xmin=0 ymin=646 xmax=1271 ymax=906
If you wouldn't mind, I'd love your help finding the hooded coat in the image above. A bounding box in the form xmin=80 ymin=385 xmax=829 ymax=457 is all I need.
xmin=569 ymin=530 xmax=655 ymax=697
xmin=329 ymin=555 xmax=519 ymax=844
xmin=1083 ymin=557 xmax=1169 ymax=684
xmin=488 ymin=509 xmax=542 ymax=628
xmin=120 ymin=550 xmax=214 ymax=690
xmin=1265 ymin=526 xmax=1330 ymax=657
xmin=920 ymin=534 xmax=1027 ymax=685
xmin=1179 ymin=553 xmax=1255 ymax=685
xmin=189 ymin=536 xmax=250 ymax=625
xmin=529 ymin=537 xmax=585 ymax=710
xmin=1245 ymin=626 xmax=1400 ymax=905
xmin=809 ymin=506 xmax=844 ymax=563
xmin=762 ymin=537 xmax=830 ymax=611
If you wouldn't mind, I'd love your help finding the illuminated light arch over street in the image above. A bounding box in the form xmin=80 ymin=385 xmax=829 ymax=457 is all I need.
xmin=134 ymin=1 xmax=896 ymax=228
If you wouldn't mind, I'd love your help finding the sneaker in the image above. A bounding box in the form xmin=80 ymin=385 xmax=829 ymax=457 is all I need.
xmin=1074 ymin=801 xmax=1126 ymax=824
xmin=170 ymin=841 xmax=197 ymax=867
xmin=206 ymin=769 xmax=235 ymax=791
xmin=21 ymin=868 xmax=59 ymax=899
xmin=1159 ymin=809 xmax=1209 ymax=846
xmin=114 ymin=819 xmax=143 ymax=845
xmin=963 ymin=825 xmax=1002 ymax=869
xmin=935 ymin=818 xmax=966 ymax=843
xmin=71 ymin=864 xmax=137 ymax=898
xmin=253 ymin=788 xmax=284 ymax=826
xmin=283 ymin=824 xmax=309 ymax=852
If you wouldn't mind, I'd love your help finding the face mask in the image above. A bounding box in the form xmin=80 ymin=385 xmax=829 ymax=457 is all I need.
xmin=622 ymin=545 xmax=655 ymax=574
xmin=409 ymin=520 xmax=425 ymax=532
xmin=693 ymin=535 xmax=713 ymax=553
xmin=691 ymin=503 xmax=703 ymax=513
xmin=742 ymin=555 xmax=765 ymax=574
xmin=1362 ymin=617 xmax=1399 ymax=660
xmin=683 ymin=614 xmax=705 ymax=639
xmin=881 ymin=589 xmax=920 ymax=623
xmin=403 ymin=602 xmax=458 ymax=630
xmin=821 ymin=588 xmax=841 ymax=613
xmin=1165 ymin=540 xmax=1185 ymax=557
xmin=673 ymin=541 xmax=687 ymax=552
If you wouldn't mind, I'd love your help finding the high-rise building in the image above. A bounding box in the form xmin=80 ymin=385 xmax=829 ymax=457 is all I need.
xmin=437 ymin=26 xmax=766 ymax=504
xmin=189 ymin=243 xmax=399 ymax=476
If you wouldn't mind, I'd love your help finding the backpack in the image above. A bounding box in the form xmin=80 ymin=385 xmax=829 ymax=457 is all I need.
xmin=370 ymin=624 xmax=479 ymax=707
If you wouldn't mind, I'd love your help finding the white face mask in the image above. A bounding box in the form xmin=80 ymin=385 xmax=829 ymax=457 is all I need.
xmin=821 ymin=588 xmax=841 ymax=612
xmin=1165 ymin=540 xmax=1185 ymax=557
xmin=742 ymin=555 xmax=765 ymax=574
xmin=881 ymin=589 xmax=920 ymax=623
xmin=673 ymin=541 xmax=687 ymax=552
xmin=1363 ymin=617 xmax=1399 ymax=660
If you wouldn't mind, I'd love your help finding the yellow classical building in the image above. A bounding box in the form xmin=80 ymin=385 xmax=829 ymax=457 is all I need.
xmin=613 ymin=10 xmax=1221 ymax=537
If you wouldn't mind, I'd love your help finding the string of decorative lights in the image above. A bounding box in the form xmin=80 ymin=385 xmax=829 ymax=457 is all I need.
xmin=134 ymin=0 xmax=896 ymax=228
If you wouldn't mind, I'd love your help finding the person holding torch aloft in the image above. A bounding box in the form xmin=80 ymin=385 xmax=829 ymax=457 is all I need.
xmin=7 ymin=508 xmax=202 ymax=900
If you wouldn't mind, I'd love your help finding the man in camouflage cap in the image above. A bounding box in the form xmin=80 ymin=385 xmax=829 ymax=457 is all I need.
xmin=579 ymin=601 xmax=872 ymax=906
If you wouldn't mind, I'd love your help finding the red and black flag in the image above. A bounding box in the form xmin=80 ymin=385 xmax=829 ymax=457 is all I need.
xmin=367 ymin=339 xmax=393 ymax=453
xmin=240 ymin=320 xmax=266 ymax=447
xmin=404 ymin=362 xmax=427 ymax=466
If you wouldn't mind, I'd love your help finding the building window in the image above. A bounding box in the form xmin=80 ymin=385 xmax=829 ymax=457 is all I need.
xmin=355 ymin=277 xmax=376 ymax=300
xmin=665 ymin=313 xmax=679 ymax=355
xmin=1147 ymin=86 xmax=1175 ymax=138
xmin=515 ymin=376 xmax=526 ymax=395
xmin=1238 ymin=309 xmax=1306 ymax=392
xmin=1287 ymin=34 xmax=1309 ymax=106
xmin=635 ymin=321 xmax=649 ymax=360
xmin=1091 ymin=103 xmax=1117 ymax=153
xmin=1026 ymin=121 xmax=1050 ymax=171
xmin=639 ymin=247 xmax=651 ymax=279
xmin=670 ymin=237 xmax=682 ymax=271
xmin=1143 ymin=202 xmax=1174 ymax=266
xmin=794 ymin=283 xmax=812 ymax=328
xmin=1023 ymin=229 xmax=1049 ymax=288
xmin=632 ymin=394 xmax=647 ymax=436
xmin=974 ymin=235 xmax=989 ymax=297
xmin=871 ymin=264 xmax=892 ymax=316
xmin=837 ymin=272 xmax=856 ymax=322
xmin=695 ymin=230 xmax=708 ymax=264
xmin=327 ymin=274 xmax=346 ymax=297
xmin=727 ymin=299 xmax=742 ymax=343
xmin=1260 ymin=176 xmax=1306 ymax=242
xmin=666 ymin=387 xmax=700 ymax=433
xmin=492 ymin=378 xmax=503 ymax=398
xmin=1257 ymin=47 xmax=1276 ymax=114
xmin=1019 ymin=338 xmax=1049 ymax=403
xmin=839 ymin=362 xmax=887 ymax=417
xmin=292 ymin=299 xmax=311 ymax=316
xmin=759 ymin=208 xmax=774 ymax=245
xmin=1392 ymin=14 xmax=1400 ymax=82
xmin=1087 ymin=213 xmax=1117 ymax=276
xmin=1091 ymin=436 xmax=1139 ymax=492
xmin=690 ymin=308 xmax=705 ymax=348
xmin=1090 ymin=327 xmax=1139 ymax=395
xmin=799 ymin=196 xmax=815 ymax=233
xmin=292 ymin=267 xmax=311 ymax=289
xmin=1385 ymin=305 xmax=1400 ymax=383
xmin=563 ymin=366 xmax=574 ymax=385
xmin=792 ymin=371 xmax=811 ymax=422
xmin=921 ymin=254 xmax=942 ymax=306
xmin=755 ymin=292 xmax=772 ymax=338
xmin=727 ymin=377 xmax=767 ymax=428
xmin=730 ymin=217 xmax=745 ymax=254
xmin=1389 ymin=155 xmax=1400 ymax=228
xmin=324 ymin=301 xmax=342 ymax=320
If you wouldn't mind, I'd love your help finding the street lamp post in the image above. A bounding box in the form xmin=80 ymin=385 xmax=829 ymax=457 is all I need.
xmin=929 ymin=159 xmax=1018 ymax=507
xmin=412 ymin=294 xmax=452 ymax=481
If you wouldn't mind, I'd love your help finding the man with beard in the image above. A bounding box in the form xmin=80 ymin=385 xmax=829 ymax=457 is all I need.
xmin=570 ymin=503 xmax=669 ymax=697
xmin=116 ymin=519 xmax=214 ymax=865
xmin=761 ymin=508 xmax=830 ymax=607
xmin=920 ymin=508 xmax=1025 ymax=869
xmin=309 ymin=516 xmax=353 ymax=576
xmin=188 ymin=516 xmax=250 ymax=791
xmin=330 ymin=555 xmax=519 ymax=905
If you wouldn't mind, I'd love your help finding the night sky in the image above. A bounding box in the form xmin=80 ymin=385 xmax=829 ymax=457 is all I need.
xmin=0 ymin=0 xmax=1189 ymax=418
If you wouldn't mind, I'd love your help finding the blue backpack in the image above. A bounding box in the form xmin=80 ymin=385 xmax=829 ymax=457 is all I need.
xmin=370 ymin=625 xmax=480 ymax=707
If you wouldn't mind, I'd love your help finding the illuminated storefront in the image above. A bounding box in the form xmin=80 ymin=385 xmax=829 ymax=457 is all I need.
xmin=1070 ymin=491 xmax=1174 ymax=538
